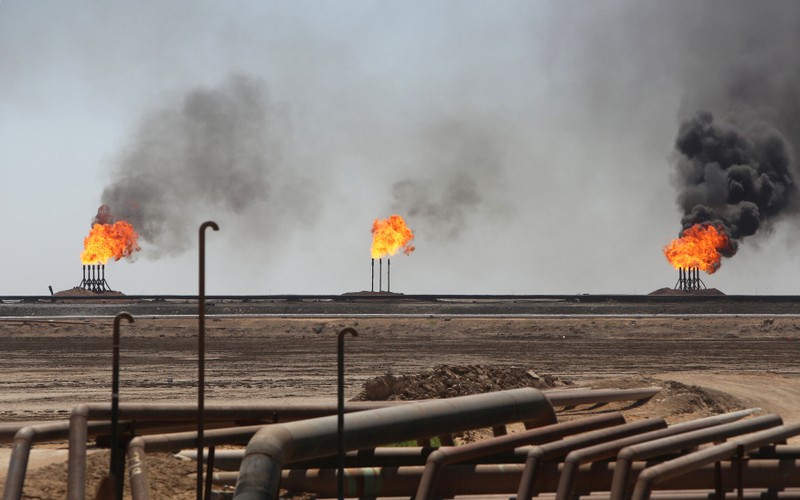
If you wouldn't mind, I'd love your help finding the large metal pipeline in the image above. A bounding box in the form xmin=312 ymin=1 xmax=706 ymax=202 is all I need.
xmin=544 ymin=387 xmax=661 ymax=408
xmin=233 ymin=388 xmax=557 ymax=500
xmin=273 ymin=460 xmax=800 ymax=497
xmin=631 ymin=422 xmax=800 ymax=500
xmin=555 ymin=409 xmax=766 ymax=500
xmin=415 ymin=412 xmax=626 ymax=499
xmin=609 ymin=412 xmax=782 ymax=500
xmin=65 ymin=401 xmax=400 ymax=500
xmin=187 ymin=414 xmax=623 ymax=475
xmin=0 ymin=421 xmax=56 ymax=442
xmin=515 ymin=418 xmax=668 ymax=500
xmin=1 ymin=419 xmax=146 ymax=500
xmin=127 ymin=425 xmax=271 ymax=500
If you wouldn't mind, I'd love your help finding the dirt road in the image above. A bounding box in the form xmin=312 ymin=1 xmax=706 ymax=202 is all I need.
xmin=1 ymin=298 xmax=799 ymax=421
xmin=3 ymin=295 xmax=800 ymax=498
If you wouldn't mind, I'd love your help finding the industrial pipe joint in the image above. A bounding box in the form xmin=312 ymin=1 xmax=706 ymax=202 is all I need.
xmin=233 ymin=388 xmax=556 ymax=500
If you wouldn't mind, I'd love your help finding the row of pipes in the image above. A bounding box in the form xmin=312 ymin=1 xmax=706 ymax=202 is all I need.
xmin=3 ymin=387 xmax=800 ymax=499
xmin=3 ymin=386 xmax=671 ymax=499
xmin=2 ymin=220 xmax=799 ymax=498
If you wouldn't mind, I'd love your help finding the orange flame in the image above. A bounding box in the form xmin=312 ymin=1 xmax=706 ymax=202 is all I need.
xmin=663 ymin=224 xmax=730 ymax=274
xmin=371 ymin=215 xmax=415 ymax=258
xmin=80 ymin=221 xmax=141 ymax=264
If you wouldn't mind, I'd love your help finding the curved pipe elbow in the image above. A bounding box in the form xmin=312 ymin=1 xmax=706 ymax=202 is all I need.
xmin=235 ymin=425 xmax=295 ymax=500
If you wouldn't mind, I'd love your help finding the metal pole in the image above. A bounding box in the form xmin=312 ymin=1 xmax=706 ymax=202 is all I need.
xmin=204 ymin=446 xmax=216 ymax=500
xmin=379 ymin=258 xmax=382 ymax=292
xmin=387 ymin=258 xmax=391 ymax=293
xmin=198 ymin=221 xmax=219 ymax=500
xmin=371 ymin=259 xmax=374 ymax=292
xmin=338 ymin=327 xmax=358 ymax=500
xmin=111 ymin=312 xmax=134 ymax=500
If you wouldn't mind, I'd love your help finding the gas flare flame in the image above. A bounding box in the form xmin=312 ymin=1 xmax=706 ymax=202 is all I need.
xmin=663 ymin=224 xmax=731 ymax=274
xmin=371 ymin=215 xmax=415 ymax=259
xmin=81 ymin=221 xmax=141 ymax=265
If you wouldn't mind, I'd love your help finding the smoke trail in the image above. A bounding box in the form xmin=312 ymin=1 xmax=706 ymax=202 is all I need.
xmin=390 ymin=119 xmax=507 ymax=241
xmin=98 ymin=74 xmax=308 ymax=257
xmin=673 ymin=110 xmax=797 ymax=251
xmin=670 ymin=4 xmax=800 ymax=260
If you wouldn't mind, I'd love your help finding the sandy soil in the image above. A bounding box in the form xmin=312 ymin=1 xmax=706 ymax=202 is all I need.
xmin=1 ymin=298 xmax=800 ymax=497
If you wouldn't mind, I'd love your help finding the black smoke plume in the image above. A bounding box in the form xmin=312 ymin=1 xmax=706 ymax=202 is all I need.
xmin=98 ymin=74 xmax=309 ymax=257
xmin=673 ymin=110 xmax=798 ymax=257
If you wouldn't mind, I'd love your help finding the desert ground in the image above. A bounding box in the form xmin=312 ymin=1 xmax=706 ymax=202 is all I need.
xmin=1 ymin=293 xmax=800 ymax=498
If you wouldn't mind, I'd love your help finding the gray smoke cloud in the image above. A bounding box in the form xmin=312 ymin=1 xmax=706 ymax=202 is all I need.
xmin=670 ymin=2 xmax=800 ymax=260
xmin=390 ymin=119 xmax=508 ymax=241
xmin=98 ymin=74 xmax=311 ymax=257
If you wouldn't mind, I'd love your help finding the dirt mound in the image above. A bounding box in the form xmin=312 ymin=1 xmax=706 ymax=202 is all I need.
xmin=354 ymin=368 xmax=747 ymax=424
xmin=578 ymin=376 xmax=747 ymax=423
xmin=648 ymin=287 xmax=726 ymax=296
xmin=5 ymin=450 xmax=199 ymax=500
xmin=52 ymin=287 xmax=125 ymax=297
xmin=353 ymin=365 xmax=569 ymax=401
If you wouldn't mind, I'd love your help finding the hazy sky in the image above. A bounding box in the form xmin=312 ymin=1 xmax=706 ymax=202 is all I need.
xmin=2 ymin=1 xmax=799 ymax=296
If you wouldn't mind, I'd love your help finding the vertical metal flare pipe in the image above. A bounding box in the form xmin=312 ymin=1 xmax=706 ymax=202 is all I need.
xmin=415 ymin=412 xmax=624 ymax=500
xmin=632 ymin=422 xmax=800 ymax=500
xmin=234 ymin=388 xmax=556 ymax=500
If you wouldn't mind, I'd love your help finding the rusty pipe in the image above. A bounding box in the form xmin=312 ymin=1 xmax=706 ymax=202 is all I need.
xmin=4 ymin=423 xmax=84 ymax=500
xmin=126 ymin=437 xmax=150 ymax=500
xmin=68 ymin=404 xmax=90 ymax=500
xmin=7 ymin=420 xmax=125 ymax=500
xmin=128 ymin=425 xmax=268 ymax=500
xmin=516 ymin=418 xmax=667 ymax=500
xmin=556 ymin=409 xmax=768 ymax=500
xmin=182 ymin=447 xmax=440 ymax=471
xmin=233 ymin=388 xmax=557 ymax=500
xmin=609 ymin=412 xmax=779 ymax=500
xmin=415 ymin=412 xmax=623 ymax=499
xmin=544 ymin=386 xmax=661 ymax=407
xmin=632 ymin=422 xmax=800 ymax=500
xmin=198 ymin=220 xmax=219 ymax=500
xmin=185 ymin=442 xmax=586 ymax=471
xmin=111 ymin=311 xmax=134 ymax=500
xmin=67 ymin=401 xmax=399 ymax=500
xmin=276 ymin=460 xmax=800 ymax=497
xmin=337 ymin=327 xmax=358 ymax=500
xmin=0 ymin=421 xmax=64 ymax=442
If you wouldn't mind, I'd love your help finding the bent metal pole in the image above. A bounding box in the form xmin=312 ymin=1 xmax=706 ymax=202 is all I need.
xmin=198 ymin=221 xmax=219 ymax=500
xmin=337 ymin=328 xmax=358 ymax=500
xmin=110 ymin=312 xmax=134 ymax=500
